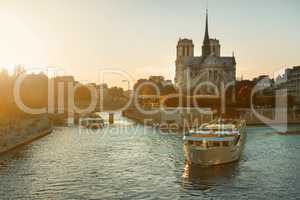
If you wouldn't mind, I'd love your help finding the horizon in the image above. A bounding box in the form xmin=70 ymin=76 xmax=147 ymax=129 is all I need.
xmin=0 ymin=0 xmax=299 ymax=88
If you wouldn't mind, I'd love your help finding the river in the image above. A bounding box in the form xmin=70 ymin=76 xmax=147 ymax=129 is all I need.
xmin=0 ymin=114 xmax=299 ymax=199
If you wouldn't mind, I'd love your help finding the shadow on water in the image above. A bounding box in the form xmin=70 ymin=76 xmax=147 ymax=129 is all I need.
xmin=0 ymin=144 xmax=31 ymax=171
xmin=182 ymin=161 xmax=240 ymax=191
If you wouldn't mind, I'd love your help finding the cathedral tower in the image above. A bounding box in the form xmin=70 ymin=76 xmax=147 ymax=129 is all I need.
xmin=175 ymin=38 xmax=194 ymax=86
xmin=176 ymin=38 xmax=194 ymax=62
xmin=202 ymin=10 xmax=220 ymax=57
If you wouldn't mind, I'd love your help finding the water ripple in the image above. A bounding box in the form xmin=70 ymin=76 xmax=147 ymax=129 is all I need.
xmin=0 ymin=116 xmax=299 ymax=199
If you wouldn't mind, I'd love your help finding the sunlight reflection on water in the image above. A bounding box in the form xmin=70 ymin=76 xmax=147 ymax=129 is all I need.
xmin=0 ymin=114 xmax=299 ymax=199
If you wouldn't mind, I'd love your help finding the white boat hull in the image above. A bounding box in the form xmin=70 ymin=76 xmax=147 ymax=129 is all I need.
xmin=184 ymin=129 xmax=247 ymax=165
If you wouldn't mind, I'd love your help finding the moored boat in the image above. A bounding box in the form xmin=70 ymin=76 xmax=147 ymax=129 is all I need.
xmin=80 ymin=113 xmax=105 ymax=129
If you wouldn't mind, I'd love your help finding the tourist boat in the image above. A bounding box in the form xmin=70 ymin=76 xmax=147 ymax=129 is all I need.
xmin=80 ymin=113 xmax=105 ymax=129
xmin=183 ymin=119 xmax=246 ymax=165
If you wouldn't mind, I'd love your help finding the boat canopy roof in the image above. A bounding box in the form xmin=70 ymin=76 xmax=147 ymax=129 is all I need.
xmin=189 ymin=130 xmax=240 ymax=135
xmin=205 ymin=124 xmax=236 ymax=130
xmin=188 ymin=118 xmax=244 ymax=135
xmin=183 ymin=136 xmax=236 ymax=142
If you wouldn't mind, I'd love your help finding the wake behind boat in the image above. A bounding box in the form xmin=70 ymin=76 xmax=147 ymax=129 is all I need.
xmin=183 ymin=119 xmax=246 ymax=165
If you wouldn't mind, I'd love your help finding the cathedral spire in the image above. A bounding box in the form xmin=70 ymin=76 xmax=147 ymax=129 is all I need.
xmin=204 ymin=9 xmax=209 ymax=43
xmin=202 ymin=9 xmax=211 ymax=57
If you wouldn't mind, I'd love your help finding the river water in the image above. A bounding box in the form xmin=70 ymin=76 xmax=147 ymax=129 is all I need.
xmin=0 ymin=114 xmax=299 ymax=199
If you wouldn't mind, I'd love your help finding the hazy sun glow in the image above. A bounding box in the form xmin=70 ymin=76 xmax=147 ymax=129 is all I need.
xmin=0 ymin=9 xmax=47 ymax=74
xmin=0 ymin=0 xmax=299 ymax=87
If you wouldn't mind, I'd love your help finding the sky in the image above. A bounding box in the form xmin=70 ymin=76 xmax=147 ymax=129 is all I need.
xmin=0 ymin=0 xmax=299 ymax=88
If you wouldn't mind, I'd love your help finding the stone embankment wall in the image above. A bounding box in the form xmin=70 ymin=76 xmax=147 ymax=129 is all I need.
xmin=0 ymin=117 xmax=52 ymax=155
xmin=122 ymin=109 xmax=161 ymax=125
xmin=123 ymin=107 xmax=300 ymax=128
xmin=237 ymin=108 xmax=300 ymax=125
xmin=123 ymin=107 xmax=215 ymax=128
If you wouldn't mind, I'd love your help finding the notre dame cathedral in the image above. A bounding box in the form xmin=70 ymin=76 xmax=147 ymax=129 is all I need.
xmin=175 ymin=11 xmax=236 ymax=102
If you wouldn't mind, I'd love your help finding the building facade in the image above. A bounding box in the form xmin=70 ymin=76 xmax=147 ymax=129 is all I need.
xmin=277 ymin=66 xmax=300 ymax=104
xmin=175 ymin=11 xmax=236 ymax=100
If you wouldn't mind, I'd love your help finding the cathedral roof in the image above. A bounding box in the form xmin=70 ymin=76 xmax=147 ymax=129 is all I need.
xmin=183 ymin=55 xmax=236 ymax=68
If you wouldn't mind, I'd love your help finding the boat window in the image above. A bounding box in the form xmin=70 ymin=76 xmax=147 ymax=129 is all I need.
xmin=193 ymin=141 xmax=202 ymax=146
xmin=207 ymin=141 xmax=213 ymax=148
xmin=222 ymin=141 xmax=229 ymax=147
xmin=192 ymin=141 xmax=207 ymax=148
xmin=205 ymin=141 xmax=221 ymax=148
xmin=212 ymin=141 xmax=220 ymax=147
